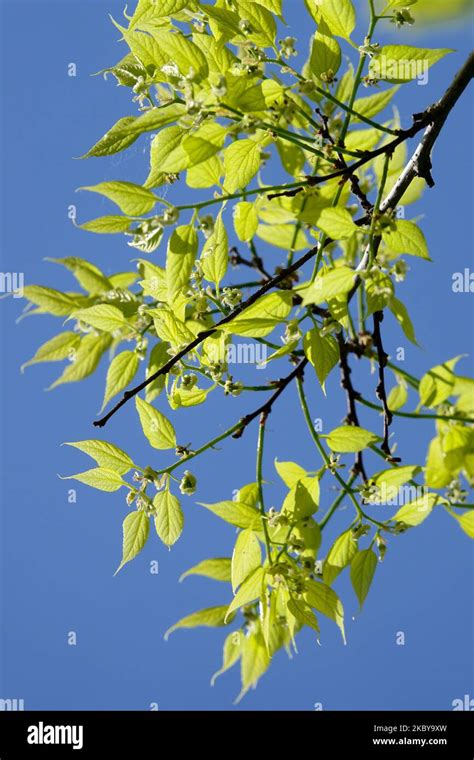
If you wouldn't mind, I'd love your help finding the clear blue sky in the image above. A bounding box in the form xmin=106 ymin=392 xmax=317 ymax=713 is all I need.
xmin=0 ymin=1 xmax=473 ymax=710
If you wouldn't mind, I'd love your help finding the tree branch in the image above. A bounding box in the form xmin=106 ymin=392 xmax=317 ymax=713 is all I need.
xmin=337 ymin=333 xmax=368 ymax=482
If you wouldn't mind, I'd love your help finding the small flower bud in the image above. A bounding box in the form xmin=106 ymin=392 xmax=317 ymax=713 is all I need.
xmin=179 ymin=470 xmax=197 ymax=496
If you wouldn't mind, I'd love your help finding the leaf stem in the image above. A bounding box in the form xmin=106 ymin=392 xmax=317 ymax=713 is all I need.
xmin=257 ymin=415 xmax=273 ymax=565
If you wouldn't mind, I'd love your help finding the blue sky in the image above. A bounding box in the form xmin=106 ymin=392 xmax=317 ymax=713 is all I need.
xmin=0 ymin=0 xmax=473 ymax=710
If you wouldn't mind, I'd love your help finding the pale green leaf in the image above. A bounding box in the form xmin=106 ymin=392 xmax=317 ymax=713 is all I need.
xmin=102 ymin=350 xmax=139 ymax=411
xmin=226 ymin=567 xmax=265 ymax=621
xmin=154 ymin=489 xmax=184 ymax=547
xmin=61 ymin=467 xmax=125 ymax=492
xmin=223 ymin=139 xmax=262 ymax=193
xmin=80 ymin=181 xmax=157 ymax=216
xmin=180 ymin=558 xmax=232 ymax=583
xmin=136 ymin=396 xmax=177 ymax=449
xmin=115 ymin=510 xmax=150 ymax=574
xmin=350 ymin=549 xmax=377 ymax=608
xmin=304 ymin=327 xmax=339 ymax=392
xmin=382 ymin=220 xmax=430 ymax=260
xmin=63 ymin=439 xmax=134 ymax=475
xmin=233 ymin=202 xmax=259 ymax=242
xmin=165 ymin=606 xmax=234 ymax=640
xmin=198 ymin=500 xmax=261 ymax=529
xmin=231 ymin=529 xmax=262 ymax=592
xmin=326 ymin=425 xmax=380 ymax=452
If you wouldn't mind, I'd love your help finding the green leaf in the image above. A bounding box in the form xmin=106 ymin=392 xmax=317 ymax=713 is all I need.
xmin=235 ymin=0 xmax=277 ymax=47
xmin=182 ymin=122 xmax=227 ymax=165
xmin=23 ymin=286 xmax=80 ymax=317
xmin=21 ymin=332 xmax=81 ymax=372
xmin=102 ymin=350 xmax=140 ymax=411
xmin=136 ymin=396 xmax=177 ymax=449
xmin=274 ymin=459 xmax=307 ymax=488
xmin=154 ymin=489 xmax=184 ymax=547
xmin=180 ymin=558 xmax=232 ymax=583
xmin=211 ymin=631 xmax=242 ymax=686
xmin=165 ymin=606 xmax=234 ymax=640
xmin=219 ymin=291 xmax=293 ymax=338
xmin=152 ymin=30 xmax=209 ymax=82
xmin=79 ymin=216 xmax=132 ymax=234
xmin=166 ymin=224 xmax=198 ymax=300
xmin=145 ymin=341 xmax=169 ymax=403
xmin=282 ymin=477 xmax=320 ymax=519
xmin=237 ymin=630 xmax=270 ymax=702
xmin=198 ymin=500 xmax=261 ymax=529
xmin=326 ymin=425 xmax=380 ymax=453
xmin=256 ymin=223 xmax=308 ymax=251
xmin=231 ymin=529 xmax=262 ymax=592
xmin=73 ymin=304 xmax=127 ymax=333
xmin=391 ymin=493 xmax=439 ymax=527
xmin=418 ymin=356 xmax=462 ymax=408
xmin=323 ymin=528 xmax=358 ymax=585
xmin=115 ymin=510 xmax=150 ymax=575
xmin=370 ymin=45 xmax=453 ymax=83
xmin=148 ymin=125 xmax=191 ymax=174
xmin=319 ymin=0 xmax=355 ymax=40
xmin=148 ymin=0 xmax=192 ymax=16
xmin=49 ymin=333 xmax=112 ymax=389
xmin=287 ymin=598 xmax=320 ymax=633
xmin=350 ymin=549 xmax=377 ymax=609
xmin=61 ymin=467 xmax=125 ymax=492
xmin=310 ymin=20 xmax=341 ymax=79
xmin=47 ymin=257 xmax=111 ymax=296
xmin=388 ymin=296 xmax=418 ymax=345
xmin=372 ymin=465 xmax=422 ymax=491
xmin=425 ymin=437 xmax=453 ymax=489
xmin=82 ymin=104 xmax=185 ymax=157
xmin=304 ymin=579 xmax=345 ymax=642
xmin=382 ymin=220 xmax=430 ymax=260
xmin=63 ymin=440 xmax=134 ymax=475
xmin=223 ymin=139 xmax=262 ymax=193
xmin=302 ymin=266 xmax=356 ymax=306
xmin=304 ymin=327 xmax=339 ymax=392
xmin=80 ymin=181 xmax=157 ymax=216
xmin=318 ymin=207 xmax=358 ymax=240
xmin=454 ymin=510 xmax=474 ymax=540
xmin=352 ymin=87 xmax=399 ymax=121
xmin=226 ymin=567 xmax=265 ymax=621
xmin=187 ymin=155 xmax=223 ymax=188
xmin=386 ymin=382 xmax=408 ymax=411
xmin=233 ymin=202 xmax=259 ymax=242
xmin=202 ymin=213 xmax=228 ymax=287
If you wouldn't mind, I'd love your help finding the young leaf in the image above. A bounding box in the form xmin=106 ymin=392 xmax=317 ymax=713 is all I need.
xmin=226 ymin=567 xmax=265 ymax=621
xmin=382 ymin=220 xmax=430 ymax=260
xmin=115 ymin=510 xmax=150 ymax=575
xmin=154 ymin=489 xmax=184 ymax=547
xmin=282 ymin=477 xmax=320 ymax=519
xmin=350 ymin=549 xmax=377 ymax=609
xmin=218 ymin=292 xmax=293 ymax=338
xmin=418 ymin=356 xmax=462 ymax=408
xmin=211 ymin=631 xmax=242 ymax=686
xmin=201 ymin=212 xmax=228 ymax=287
xmin=231 ymin=529 xmax=262 ymax=592
xmin=352 ymin=87 xmax=399 ymax=121
xmin=323 ymin=529 xmax=358 ymax=585
xmin=326 ymin=425 xmax=380 ymax=453
xmin=198 ymin=500 xmax=261 ymax=529
xmin=274 ymin=459 xmax=307 ymax=488
xmin=101 ymin=350 xmax=139 ymax=411
xmin=287 ymin=598 xmax=320 ymax=633
xmin=304 ymin=579 xmax=345 ymax=642
xmin=425 ymin=437 xmax=453 ymax=489
xmin=63 ymin=440 xmax=134 ymax=475
xmin=78 ymin=216 xmax=132 ymax=235
xmin=135 ymin=396 xmax=177 ymax=450
xmin=179 ymin=558 xmax=232 ymax=583
xmin=302 ymin=266 xmax=357 ymax=306
xmin=23 ymin=286 xmax=80 ymax=317
xmin=61 ymin=467 xmax=125 ymax=492
xmin=318 ymin=0 xmax=355 ymax=40
xmin=223 ymin=139 xmax=262 ymax=193
xmin=370 ymin=45 xmax=453 ymax=83
xmin=165 ymin=606 xmax=235 ymax=640
xmin=304 ymin=327 xmax=339 ymax=392
xmin=237 ymin=630 xmax=270 ymax=703
xmin=21 ymin=332 xmax=81 ymax=372
xmin=453 ymin=510 xmax=474 ymax=540
xmin=317 ymin=207 xmax=358 ymax=240
xmin=233 ymin=202 xmax=259 ymax=242
xmin=391 ymin=493 xmax=440 ymax=527
xmin=310 ymin=20 xmax=341 ymax=80
xmin=49 ymin=334 xmax=112 ymax=389
xmin=372 ymin=465 xmax=422 ymax=491
xmin=166 ymin=224 xmax=198 ymax=300
xmin=73 ymin=304 xmax=127 ymax=333
xmin=387 ymin=382 xmax=408 ymax=411
xmin=80 ymin=181 xmax=157 ymax=216
xmin=388 ymin=296 xmax=418 ymax=345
